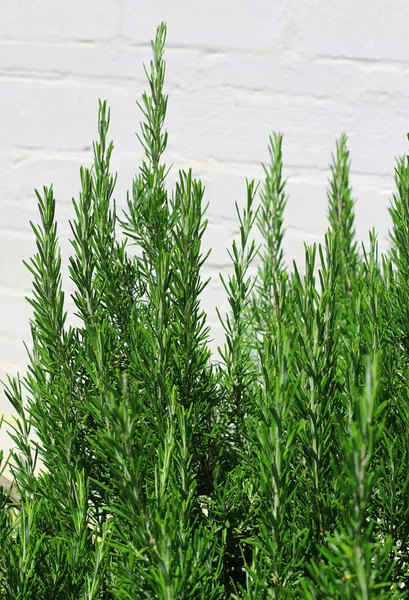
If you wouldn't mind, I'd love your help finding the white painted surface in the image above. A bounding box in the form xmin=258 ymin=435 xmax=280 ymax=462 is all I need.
xmin=0 ymin=1 xmax=407 ymax=433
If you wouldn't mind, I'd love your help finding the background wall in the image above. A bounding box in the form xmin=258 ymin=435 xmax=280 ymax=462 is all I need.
xmin=1 ymin=0 xmax=408 ymax=436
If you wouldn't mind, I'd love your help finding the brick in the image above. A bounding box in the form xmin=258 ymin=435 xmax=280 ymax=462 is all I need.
xmin=199 ymin=52 xmax=409 ymax=102
xmin=0 ymin=41 xmax=201 ymax=91
xmin=0 ymin=2 xmax=121 ymax=42
xmin=0 ymin=293 xmax=32 ymax=341
xmin=122 ymin=0 xmax=289 ymax=51
xmin=0 ymin=232 xmax=35 ymax=291
xmin=1 ymin=80 xmax=117 ymax=151
xmin=0 ymin=334 xmax=31 ymax=374
xmin=287 ymin=0 xmax=409 ymax=62
xmin=166 ymin=90 xmax=409 ymax=177
xmin=1 ymin=153 xmax=84 ymax=235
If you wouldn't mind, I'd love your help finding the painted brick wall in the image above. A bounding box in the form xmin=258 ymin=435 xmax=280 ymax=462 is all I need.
xmin=1 ymin=0 xmax=408 ymax=435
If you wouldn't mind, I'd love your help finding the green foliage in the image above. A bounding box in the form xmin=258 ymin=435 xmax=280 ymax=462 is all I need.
xmin=2 ymin=21 xmax=409 ymax=598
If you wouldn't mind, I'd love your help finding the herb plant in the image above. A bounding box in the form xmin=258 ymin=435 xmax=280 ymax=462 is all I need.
xmin=1 ymin=22 xmax=409 ymax=599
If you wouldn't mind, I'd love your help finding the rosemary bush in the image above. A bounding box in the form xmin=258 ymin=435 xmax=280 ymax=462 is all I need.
xmin=2 ymin=22 xmax=409 ymax=598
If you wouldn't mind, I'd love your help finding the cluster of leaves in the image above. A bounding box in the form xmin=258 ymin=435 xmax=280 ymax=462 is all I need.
xmin=2 ymin=22 xmax=409 ymax=599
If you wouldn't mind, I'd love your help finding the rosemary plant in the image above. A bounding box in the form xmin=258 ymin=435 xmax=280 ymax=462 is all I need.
xmin=2 ymin=21 xmax=409 ymax=599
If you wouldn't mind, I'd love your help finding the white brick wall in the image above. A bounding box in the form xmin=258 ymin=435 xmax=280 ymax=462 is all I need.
xmin=1 ymin=0 xmax=408 ymax=429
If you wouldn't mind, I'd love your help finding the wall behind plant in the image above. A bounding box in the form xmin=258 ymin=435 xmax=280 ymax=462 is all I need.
xmin=0 ymin=0 xmax=408 ymax=421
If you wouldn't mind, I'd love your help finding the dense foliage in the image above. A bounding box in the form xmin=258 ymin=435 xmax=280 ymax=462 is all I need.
xmin=2 ymin=22 xmax=409 ymax=598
